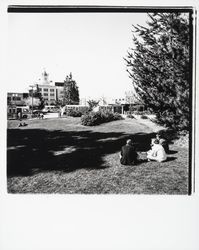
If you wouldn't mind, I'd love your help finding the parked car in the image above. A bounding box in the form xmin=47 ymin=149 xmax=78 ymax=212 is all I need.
xmin=7 ymin=106 xmax=31 ymax=120
xmin=42 ymin=106 xmax=59 ymax=113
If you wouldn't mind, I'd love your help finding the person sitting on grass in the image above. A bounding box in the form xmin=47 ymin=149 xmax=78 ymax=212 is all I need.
xmin=147 ymin=139 xmax=167 ymax=162
xmin=120 ymin=139 xmax=138 ymax=165
xmin=18 ymin=122 xmax=28 ymax=127
xmin=156 ymin=132 xmax=169 ymax=153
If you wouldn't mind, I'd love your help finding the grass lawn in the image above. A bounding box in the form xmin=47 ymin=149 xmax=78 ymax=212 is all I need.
xmin=7 ymin=117 xmax=189 ymax=194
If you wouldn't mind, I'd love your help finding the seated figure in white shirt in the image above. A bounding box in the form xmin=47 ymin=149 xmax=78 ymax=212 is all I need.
xmin=147 ymin=139 xmax=167 ymax=162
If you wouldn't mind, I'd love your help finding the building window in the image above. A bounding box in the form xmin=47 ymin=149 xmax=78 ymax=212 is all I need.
xmin=43 ymin=93 xmax=48 ymax=96
xmin=13 ymin=97 xmax=21 ymax=101
xmin=39 ymin=88 xmax=42 ymax=91
xmin=44 ymin=88 xmax=48 ymax=92
xmin=50 ymin=93 xmax=54 ymax=96
xmin=50 ymin=89 xmax=54 ymax=92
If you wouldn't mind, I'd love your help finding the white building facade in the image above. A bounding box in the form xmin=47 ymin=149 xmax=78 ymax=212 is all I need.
xmin=35 ymin=70 xmax=57 ymax=105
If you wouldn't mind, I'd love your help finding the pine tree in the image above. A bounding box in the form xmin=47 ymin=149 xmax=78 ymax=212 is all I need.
xmin=28 ymin=84 xmax=45 ymax=110
xmin=124 ymin=13 xmax=190 ymax=130
xmin=63 ymin=73 xmax=80 ymax=105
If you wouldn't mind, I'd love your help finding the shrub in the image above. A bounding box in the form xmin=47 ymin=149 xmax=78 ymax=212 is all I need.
xmin=22 ymin=114 xmax=28 ymax=119
xmin=133 ymin=111 xmax=143 ymax=115
xmin=140 ymin=115 xmax=148 ymax=119
xmin=112 ymin=112 xmax=123 ymax=121
xmin=81 ymin=112 xmax=101 ymax=126
xmin=66 ymin=110 xmax=82 ymax=117
xmin=178 ymin=130 xmax=189 ymax=136
xmin=156 ymin=111 xmax=189 ymax=131
xmin=81 ymin=111 xmax=123 ymax=126
xmin=133 ymin=110 xmax=152 ymax=115
xmin=127 ymin=114 xmax=135 ymax=119
xmin=157 ymin=128 xmax=178 ymax=141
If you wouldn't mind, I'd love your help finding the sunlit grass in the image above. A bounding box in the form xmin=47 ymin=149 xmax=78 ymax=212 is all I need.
xmin=7 ymin=117 xmax=189 ymax=194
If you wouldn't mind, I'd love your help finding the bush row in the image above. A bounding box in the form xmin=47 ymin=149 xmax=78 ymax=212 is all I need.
xmin=81 ymin=111 xmax=123 ymax=126
xmin=65 ymin=109 xmax=83 ymax=117
xmin=127 ymin=110 xmax=152 ymax=115
xmin=127 ymin=114 xmax=148 ymax=119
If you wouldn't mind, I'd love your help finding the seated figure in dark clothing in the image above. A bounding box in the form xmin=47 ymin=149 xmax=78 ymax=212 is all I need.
xmin=156 ymin=133 xmax=169 ymax=153
xmin=120 ymin=139 xmax=138 ymax=165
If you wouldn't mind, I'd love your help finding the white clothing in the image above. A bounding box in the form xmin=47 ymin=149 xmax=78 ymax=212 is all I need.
xmin=147 ymin=144 xmax=167 ymax=162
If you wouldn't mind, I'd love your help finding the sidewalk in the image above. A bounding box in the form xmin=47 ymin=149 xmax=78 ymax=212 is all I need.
xmin=44 ymin=112 xmax=59 ymax=119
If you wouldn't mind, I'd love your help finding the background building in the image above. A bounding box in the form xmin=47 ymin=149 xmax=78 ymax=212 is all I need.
xmin=7 ymin=92 xmax=29 ymax=106
xmin=54 ymin=81 xmax=64 ymax=104
xmin=36 ymin=70 xmax=57 ymax=105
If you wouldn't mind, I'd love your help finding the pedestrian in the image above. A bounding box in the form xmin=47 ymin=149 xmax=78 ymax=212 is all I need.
xmin=120 ymin=139 xmax=138 ymax=165
xmin=147 ymin=139 xmax=167 ymax=162
xmin=18 ymin=112 xmax=21 ymax=120
xmin=61 ymin=106 xmax=65 ymax=117
xmin=59 ymin=110 xmax=61 ymax=118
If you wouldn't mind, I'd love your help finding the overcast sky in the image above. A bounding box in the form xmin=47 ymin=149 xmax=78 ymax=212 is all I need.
xmin=7 ymin=12 xmax=149 ymax=99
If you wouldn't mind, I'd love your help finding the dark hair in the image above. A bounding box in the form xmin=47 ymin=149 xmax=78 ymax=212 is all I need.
xmin=154 ymin=139 xmax=159 ymax=144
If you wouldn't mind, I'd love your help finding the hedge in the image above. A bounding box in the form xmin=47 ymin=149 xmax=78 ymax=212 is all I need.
xmin=81 ymin=111 xmax=123 ymax=126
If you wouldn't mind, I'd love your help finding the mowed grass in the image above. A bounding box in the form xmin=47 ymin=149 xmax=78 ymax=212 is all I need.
xmin=7 ymin=117 xmax=189 ymax=194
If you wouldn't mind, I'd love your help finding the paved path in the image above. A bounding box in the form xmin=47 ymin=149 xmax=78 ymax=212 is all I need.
xmin=44 ymin=112 xmax=59 ymax=119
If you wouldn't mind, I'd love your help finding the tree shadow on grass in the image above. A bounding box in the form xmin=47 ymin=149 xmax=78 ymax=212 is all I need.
xmin=7 ymin=128 xmax=171 ymax=177
xmin=167 ymin=150 xmax=178 ymax=155
xmin=165 ymin=156 xmax=177 ymax=162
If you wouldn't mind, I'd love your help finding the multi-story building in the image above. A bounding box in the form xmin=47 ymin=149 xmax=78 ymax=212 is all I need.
xmin=33 ymin=70 xmax=79 ymax=105
xmin=7 ymin=92 xmax=29 ymax=106
xmin=54 ymin=81 xmax=64 ymax=104
xmin=36 ymin=70 xmax=57 ymax=105
xmin=8 ymin=70 xmax=80 ymax=109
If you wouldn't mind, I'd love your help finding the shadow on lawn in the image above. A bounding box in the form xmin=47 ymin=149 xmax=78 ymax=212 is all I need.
xmin=7 ymin=128 xmax=167 ymax=177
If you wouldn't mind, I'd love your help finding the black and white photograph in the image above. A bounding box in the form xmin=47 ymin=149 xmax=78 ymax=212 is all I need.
xmin=1 ymin=1 xmax=199 ymax=250
xmin=6 ymin=4 xmax=195 ymax=196
xmin=6 ymin=6 xmax=194 ymax=195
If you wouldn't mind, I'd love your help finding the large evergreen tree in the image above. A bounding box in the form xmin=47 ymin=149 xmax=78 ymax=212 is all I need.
xmin=63 ymin=73 xmax=80 ymax=105
xmin=124 ymin=13 xmax=190 ymax=130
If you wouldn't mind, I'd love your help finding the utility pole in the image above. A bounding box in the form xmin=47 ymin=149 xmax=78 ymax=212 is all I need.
xmin=29 ymin=85 xmax=34 ymax=117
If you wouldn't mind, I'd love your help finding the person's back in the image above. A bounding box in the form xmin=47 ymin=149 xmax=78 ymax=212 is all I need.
xmin=120 ymin=140 xmax=138 ymax=165
xmin=154 ymin=144 xmax=167 ymax=162
xmin=156 ymin=133 xmax=169 ymax=153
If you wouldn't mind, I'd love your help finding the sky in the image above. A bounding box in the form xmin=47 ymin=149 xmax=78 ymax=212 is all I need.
xmin=7 ymin=12 xmax=149 ymax=99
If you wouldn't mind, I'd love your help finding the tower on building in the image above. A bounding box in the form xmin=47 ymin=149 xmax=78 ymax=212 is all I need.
xmin=41 ymin=69 xmax=49 ymax=85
